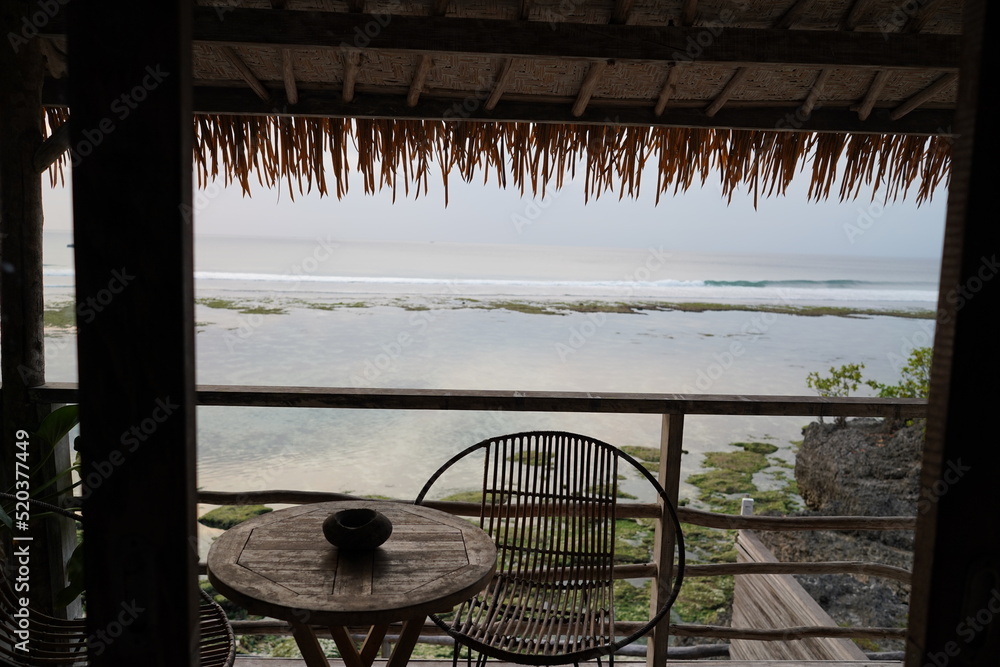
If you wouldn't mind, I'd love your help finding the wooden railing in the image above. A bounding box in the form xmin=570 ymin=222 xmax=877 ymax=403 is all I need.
xmin=31 ymin=382 xmax=925 ymax=664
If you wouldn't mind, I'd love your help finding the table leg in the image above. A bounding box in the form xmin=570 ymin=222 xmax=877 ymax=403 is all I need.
xmin=329 ymin=625 xmax=365 ymax=667
xmin=385 ymin=616 xmax=427 ymax=667
xmin=291 ymin=622 xmax=332 ymax=667
xmin=360 ymin=624 xmax=390 ymax=665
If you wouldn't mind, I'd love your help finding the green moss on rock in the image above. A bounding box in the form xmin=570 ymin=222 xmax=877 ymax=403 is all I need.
xmin=620 ymin=445 xmax=661 ymax=463
xmin=731 ymin=441 xmax=779 ymax=455
xmin=702 ymin=450 xmax=769 ymax=474
xmin=44 ymin=301 xmax=77 ymax=329
xmin=687 ymin=469 xmax=755 ymax=495
xmin=198 ymin=505 xmax=272 ymax=529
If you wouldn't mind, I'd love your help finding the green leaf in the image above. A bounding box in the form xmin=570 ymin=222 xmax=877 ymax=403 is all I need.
xmin=34 ymin=404 xmax=80 ymax=448
xmin=55 ymin=541 xmax=85 ymax=608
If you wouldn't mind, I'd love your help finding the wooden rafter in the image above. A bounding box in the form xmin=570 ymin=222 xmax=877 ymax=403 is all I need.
xmin=890 ymin=72 xmax=958 ymax=120
xmin=654 ymin=65 xmax=680 ymax=116
xmin=905 ymin=0 xmax=946 ymax=33
xmin=572 ymin=61 xmax=608 ymax=117
xmin=705 ymin=67 xmax=751 ymax=117
xmin=800 ymin=68 xmax=831 ymax=117
xmin=775 ymin=0 xmax=815 ymax=30
xmin=856 ymin=69 xmax=891 ymax=121
xmin=682 ymin=0 xmax=697 ymax=26
xmin=34 ymin=120 xmax=69 ymax=173
xmin=219 ymin=45 xmax=272 ymax=103
xmin=713 ymin=0 xmax=813 ymax=125
xmin=282 ymin=49 xmax=298 ymax=105
xmin=841 ymin=0 xmax=876 ymax=30
xmin=485 ymin=58 xmax=516 ymax=111
xmin=341 ymin=48 xmax=360 ymax=102
xmin=407 ymin=54 xmax=433 ymax=107
xmin=611 ymin=0 xmax=633 ymax=24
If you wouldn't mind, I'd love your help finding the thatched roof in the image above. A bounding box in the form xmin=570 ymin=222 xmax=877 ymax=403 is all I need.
xmin=39 ymin=0 xmax=960 ymax=203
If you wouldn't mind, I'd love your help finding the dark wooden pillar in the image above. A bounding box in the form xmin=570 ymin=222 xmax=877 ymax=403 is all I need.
xmin=68 ymin=2 xmax=198 ymax=664
xmin=0 ymin=0 xmax=67 ymax=615
xmin=907 ymin=1 xmax=1000 ymax=666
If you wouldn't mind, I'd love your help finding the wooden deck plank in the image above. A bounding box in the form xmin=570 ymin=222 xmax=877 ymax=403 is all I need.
xmin=730 ymin=531 xmax=870 ymax=661
xmin=234 ymin=660 xmax=897 ymax=666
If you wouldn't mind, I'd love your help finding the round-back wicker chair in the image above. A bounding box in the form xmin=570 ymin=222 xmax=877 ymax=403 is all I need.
xmin=414 ymin=431 xmax=685 ymax=666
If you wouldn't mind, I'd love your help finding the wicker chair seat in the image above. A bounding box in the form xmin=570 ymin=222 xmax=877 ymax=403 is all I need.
xmin=1 ymin=573 xmax=235 ymax=667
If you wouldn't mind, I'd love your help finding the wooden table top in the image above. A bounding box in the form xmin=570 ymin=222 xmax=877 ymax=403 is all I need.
xmin=207 ymin=500 xmax=497 ymax=626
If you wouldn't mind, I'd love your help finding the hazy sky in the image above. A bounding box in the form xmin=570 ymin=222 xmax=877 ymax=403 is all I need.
xmin=42 ymin=159 xmax=948 ymax=259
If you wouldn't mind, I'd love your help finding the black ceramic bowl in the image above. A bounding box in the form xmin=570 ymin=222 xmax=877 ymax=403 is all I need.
xmin=322 ymin=507 xmax=393 ymax=550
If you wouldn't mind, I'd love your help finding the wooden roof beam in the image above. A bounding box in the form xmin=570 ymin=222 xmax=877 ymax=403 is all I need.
xmin=182 ymin=85 xmax=955 ymax=135
xmin=341 ymin=49 xmax=360 ymax=102
xmin=856 ymin=70 xmax=891 ymax=121
xmin=220 ymin=45 xmax=272 ymax=104
xmin=282 ymin=49 xmax=298 ymax=105
xmin=159 ymin=9 xmax=961 ymax=70
xmin=407 ymin=54 xmax=433 ymax=107
xmin=485 ymin=57 xmax=516 ymax=111
xmin=705 ymin=66 xmax=751 ymax=117
xmin=890 ymin=72 xmax=958 ymax=120
xmin=572 ymin=61 xmax=607 ymax=117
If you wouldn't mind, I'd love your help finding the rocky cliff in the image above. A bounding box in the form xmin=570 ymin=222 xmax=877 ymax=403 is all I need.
xmin=756 ymin=417 xmax=925 ymax=652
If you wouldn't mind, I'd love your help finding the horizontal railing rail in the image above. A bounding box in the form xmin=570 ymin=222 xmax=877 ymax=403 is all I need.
xmin=193 ymin=490 xmax=918 ymax=531
xmin=30 ymin=382 xmax=927 ymax=418
xmin=34 ymin=382 xmax=923 ymax=662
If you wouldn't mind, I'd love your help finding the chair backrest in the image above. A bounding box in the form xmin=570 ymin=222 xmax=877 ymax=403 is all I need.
xmin=415 ymin=431 xmax=684 ymax=664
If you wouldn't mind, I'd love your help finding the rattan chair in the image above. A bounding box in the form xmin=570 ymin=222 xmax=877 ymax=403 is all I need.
xmin=0 ymin=579 xmax=235 ymax=667
xmin=0 ymin=494 xmax=236 ymax=666
xmin=414 ymin=431 xmax=685 ymax=666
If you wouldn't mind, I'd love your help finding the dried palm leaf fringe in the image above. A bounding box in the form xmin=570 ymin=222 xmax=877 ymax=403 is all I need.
xmin=43 ymin=110 xmax=951 ymax=206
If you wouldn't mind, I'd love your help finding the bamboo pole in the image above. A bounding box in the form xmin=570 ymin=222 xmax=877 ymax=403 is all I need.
xmin=0 ymin=0 xmax=69 ymax=616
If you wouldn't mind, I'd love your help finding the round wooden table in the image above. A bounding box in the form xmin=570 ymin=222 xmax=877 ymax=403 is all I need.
xmin=207 ymin=500 xmax=497 ymax=667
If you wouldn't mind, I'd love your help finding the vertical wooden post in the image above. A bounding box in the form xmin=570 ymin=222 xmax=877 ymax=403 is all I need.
xmin=648 ymin=413 xmax=684 ymax=667
xmin=0 ymin=0 xmax=70 ymax=615
xmin=907 ymin=1 xmax=1000 ymax=666
xmin=67 ymin=1 xmax=198 ymax=664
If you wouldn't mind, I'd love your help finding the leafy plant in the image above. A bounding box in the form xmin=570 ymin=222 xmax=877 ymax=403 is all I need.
xmin=804 ymin=347 xmax=933 ymax=427
xmin=805 ymin=362 xmax=866 ymax=398
xmin=805 ymin=363 xmax=865 ymax=426
xmin=866 ymin=347 xmax=932 ymax=399
xmin=1 ymin=405 xmax=84 ymax=608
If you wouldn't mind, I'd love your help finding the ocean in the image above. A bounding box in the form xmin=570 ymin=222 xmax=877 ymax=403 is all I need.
xmin=40 ymin=230 xmax=939 ymax=512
